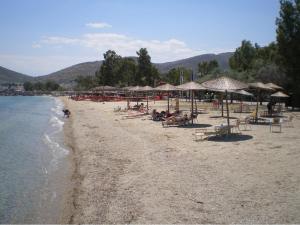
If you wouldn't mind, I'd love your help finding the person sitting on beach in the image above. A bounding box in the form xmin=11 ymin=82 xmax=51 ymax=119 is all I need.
xmin=62 ymin=109 xmax=71 ymax=118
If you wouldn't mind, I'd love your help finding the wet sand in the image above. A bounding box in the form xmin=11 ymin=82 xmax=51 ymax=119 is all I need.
xmin=61 ymin=97 xmax=300 ymax=223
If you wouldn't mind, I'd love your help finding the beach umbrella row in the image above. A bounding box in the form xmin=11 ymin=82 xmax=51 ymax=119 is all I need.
xmin=122 ymin=79 xmax=285 ymax=130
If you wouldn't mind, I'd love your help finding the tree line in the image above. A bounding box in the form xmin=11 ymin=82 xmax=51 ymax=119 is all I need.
xmin=23 ymin=80 xmax=62 ymax=91
xmin=75 ymin=48 xmax=221 ymax=90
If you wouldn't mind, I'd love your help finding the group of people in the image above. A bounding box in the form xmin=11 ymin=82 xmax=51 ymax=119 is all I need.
xmin=151 ymin=109 xmax=180 ymax=121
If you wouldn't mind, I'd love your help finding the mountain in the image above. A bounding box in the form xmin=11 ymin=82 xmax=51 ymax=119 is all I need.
xmin=1 ymin=52 xmax=233 ymax=86
xmin=35 ymin=61 xmax=102 ymax=87
xmin=154 ymin=52 xmax=233 ymax=74
xmin=36 ymin=52 xmax=233 ymax=87
xmin=0 ymin=66 xmax=33 ymax=84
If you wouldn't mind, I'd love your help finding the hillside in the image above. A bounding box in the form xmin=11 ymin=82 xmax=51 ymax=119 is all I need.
xmin=155 ymin=52 xmax=233 ymax=74
xmin=36 ymin=52 xmax=233 ymax=87
xmin=35 ymin=61 xmax=102 ymax=87
xmin=0 ymin=66 xmax=33 ymax=84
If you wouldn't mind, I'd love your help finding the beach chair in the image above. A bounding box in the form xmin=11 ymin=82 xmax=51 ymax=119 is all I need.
xmin=248 ymin=110 xmax=257 ymax=122
xmin=283 ymin=115 xmax=294 ymax=127
xmin=194 ymin=128 xmax=216 ymax=141
xmin=162 ymin=115 xmax=188 ymax=127
xmin=270 ymin=117 xmax=282 ymax=133
xmin=231 ymin=119 xmax=241 ymax=134
xmin=239 ymin=117 xmax=252 ymax=130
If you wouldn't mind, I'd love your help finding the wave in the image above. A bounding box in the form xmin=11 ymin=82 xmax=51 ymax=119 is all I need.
xmin=51 ymin=98 xmax=64 ymax=117
xmin=49 ymin=116 xmax=64 ymax=132
xmin=43 ymin=133 xmax=69 ymax=170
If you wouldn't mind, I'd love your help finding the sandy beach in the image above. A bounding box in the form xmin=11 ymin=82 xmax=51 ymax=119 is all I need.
xmin=61 ymin=97 xmax=300 ymax=223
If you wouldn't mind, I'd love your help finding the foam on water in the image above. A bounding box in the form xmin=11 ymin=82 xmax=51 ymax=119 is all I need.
xmin=44 ymin=98 xmax=69 ymax=171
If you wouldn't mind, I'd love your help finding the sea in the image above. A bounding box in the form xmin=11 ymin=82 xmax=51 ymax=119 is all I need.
xmin=0 ymin=96 xmax=71 ymax=223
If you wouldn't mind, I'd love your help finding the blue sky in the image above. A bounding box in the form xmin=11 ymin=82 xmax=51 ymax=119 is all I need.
xmin=0 ymin=0 xmax=280 ymax=76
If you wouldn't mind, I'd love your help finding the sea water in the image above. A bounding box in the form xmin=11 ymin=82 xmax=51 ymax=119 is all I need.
xmin=0 ymin=96 xmax=71 ymax=223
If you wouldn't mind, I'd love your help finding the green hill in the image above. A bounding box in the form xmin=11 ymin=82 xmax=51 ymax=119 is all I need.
xmin=0 ymin=66 xmax=33 ymax=84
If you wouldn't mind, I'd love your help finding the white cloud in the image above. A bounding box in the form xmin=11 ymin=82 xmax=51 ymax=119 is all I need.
xmin=86 ymin=22 xmax=112 ymax=29
xmin=41 ymin=36 xmax=79 ymax=45
xmin=32 ymin=43 xmax=41 ymax=48
xmin=40 ymin=32 xmax=201 ymax=62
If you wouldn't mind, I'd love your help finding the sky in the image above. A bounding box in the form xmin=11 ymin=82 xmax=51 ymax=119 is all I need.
xmin=0 ymin=0 xmax=280 ymax=76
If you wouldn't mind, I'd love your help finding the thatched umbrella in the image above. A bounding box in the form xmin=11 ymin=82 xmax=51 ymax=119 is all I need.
xmin=140 ymin=86 xmax=154 ymax=111
xmin=234 ymin=90 xmax=253 ymax=96
xmin=271 ymin=91 xmax=289 ymax=98
xmin=92 ymin=85 xmax=117 ymax=91
xmin=177 ymin=81 xmax=205 ymax=124
xmin=271 ymin=91 xmax=289 ymax=106
xmin=265 ymin=83 xmax=284 ymax=90
xmin=249 ymin=82 xmax=274 ymax=122
xmin=155 ymin=84 xmax=182 ymax=112
xmin=201 ymin=76 xmax=248 ymax=134
xmin=129 ymin=86 xmax=143 ymax=105
xmin=232 ymin=90 xmax=254 ymax=112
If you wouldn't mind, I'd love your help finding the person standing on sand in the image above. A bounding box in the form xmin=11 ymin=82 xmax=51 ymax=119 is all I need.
xmin=62 ymin=109 xmax=71 ymax=118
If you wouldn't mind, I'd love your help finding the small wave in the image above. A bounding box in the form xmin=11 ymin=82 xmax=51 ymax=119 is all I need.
xmin=43 ymin=134 xmax=69 ymax=170
xmin=49 ymin=116 xmax=64 ymax=127
xmin=51 ymin=98 xmax=64 ymax=117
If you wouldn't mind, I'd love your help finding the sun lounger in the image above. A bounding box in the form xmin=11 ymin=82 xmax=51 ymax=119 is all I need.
xmin=162 ymin=115 xmax=188 ymax=127
xmin=194 ymin=125 xmax=230 ymax=141
xmin=270 ymin=117 xmax=282 ymax=133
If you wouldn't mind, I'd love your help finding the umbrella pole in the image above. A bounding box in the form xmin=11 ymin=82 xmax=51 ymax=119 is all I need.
xmin=221 ymin=93 xmax=224 ymax=117
xmin=255 ymin=90 xmax=259 ymax=123
xmin=226 ymin=90 xmax=230 ymax=134
xmin=192 ymin=90 xmax=194 ymax=125
xmin=147 ymin=92 xmax=149 ymax=113
xmin=168 ymin=91 xmax=170 ymax=112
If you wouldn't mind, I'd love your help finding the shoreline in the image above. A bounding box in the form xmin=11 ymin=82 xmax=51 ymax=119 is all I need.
xmin=60 ymin=97 xmax=77 ymax=224
xmin=59 ymin=97 xmax=300 ymax=223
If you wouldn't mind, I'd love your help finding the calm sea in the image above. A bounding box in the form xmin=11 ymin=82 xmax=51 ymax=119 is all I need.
xmin=0 ymin=96 xmax=71 ymax=223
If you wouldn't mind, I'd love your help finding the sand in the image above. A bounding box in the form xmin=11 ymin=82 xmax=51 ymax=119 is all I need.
xmin=61 ymin=97 xmax=300 ymax=223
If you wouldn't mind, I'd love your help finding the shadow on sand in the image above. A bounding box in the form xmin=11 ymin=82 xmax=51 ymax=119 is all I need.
xmin=209 ymin=116 xmax=238 ymax=119
xmin=207 ymin=134 xmax=253 ymax=142
xmin=177 ymin=124 xmax=213 ymax=129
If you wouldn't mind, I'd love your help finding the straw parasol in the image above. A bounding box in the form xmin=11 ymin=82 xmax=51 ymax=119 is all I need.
xmin=129 ymin=86 xmax=143 ymax=91
xmin=271 ymin=91 xmax=289 ymax=106
xmin=249 ymin=82 xmax=274 ymax=122
xmin=265 ymin=82 xmax=284 ymax=90
xmin=128 ymin=86 xmax=144 ymax=106
xmin=91 ymin=85 xmax=117 ymax=91
xmin=234 ymin=90 xmax=253 ymax=96
xmin=155 ymin=83 xmax=182 ymax=112
xmin=177 ymin=81 xmax=205 ymax=124
xmin=271 ymin=91 xmax=289 ymax=98
xmin=140 ymin=86 xmax=154 ymax=111
xmin=201 ymin=76 xmax=248 ymax=134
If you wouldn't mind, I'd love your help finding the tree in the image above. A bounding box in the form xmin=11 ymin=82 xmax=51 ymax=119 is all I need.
xmin=118 ymin=58 xmax=137 ymax=86
xmin=45 ymin=80 xmax=60 ymax=91
xmin=96 ymin=50 xmax=121 ymax=86
xmin=33 ymin=82 xmax=45 ymax=91
xmin=198 ymin=60 xmax=219 ymax=76
xmin=136 ymin=48 xmax=158 ymax=86
xmin=75 ymin=75 xmax=97 ymax=90
xmin=276 ymin=0 xmax=300 ymax=106
xmin=165 ymin=67 xmax=192 ymax=85
xmin=23 ymin=81 xmax=34 ymax=91
xmin=229 ymin=40 xmax=256 ymax=71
